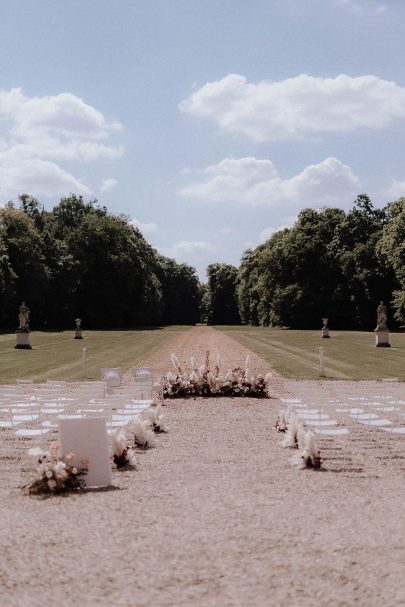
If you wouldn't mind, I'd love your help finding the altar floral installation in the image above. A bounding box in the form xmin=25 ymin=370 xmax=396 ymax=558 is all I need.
xmin=24 ymin=442 xmax=88 ymax=494
xmin=163 ymin=351 xmax=272 ymax=398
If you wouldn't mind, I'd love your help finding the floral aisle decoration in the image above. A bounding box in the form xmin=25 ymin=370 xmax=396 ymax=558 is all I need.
xmin=143 ymin=404 xmax=169 ymax=433
xmin=24 ymin=442 xmax=88 ymax=495
xmin=277 ymin=408 xmax=322 ymax=469
xmin=132 ymin=415 xmax=157 ymax=449
xmin=281 ymin=409 xmax=305 ymax=449
xmin=108 ymin=427 xmax=137 ymax=469
xmin=163 ymin=351 xmax=272 ymax=398
xmin=292 ymin=428 xmax=322 ymax=470
xmin=275 ymin=409 xmax=288 ymax=433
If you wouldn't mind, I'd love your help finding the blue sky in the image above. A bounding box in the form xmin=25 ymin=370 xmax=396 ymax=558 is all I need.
xmin=1 ymin=0 xmax=405 ymax=280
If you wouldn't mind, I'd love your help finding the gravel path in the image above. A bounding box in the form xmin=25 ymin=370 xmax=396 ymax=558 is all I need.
xmin=1 ymin=326 xmax=404 ymax=607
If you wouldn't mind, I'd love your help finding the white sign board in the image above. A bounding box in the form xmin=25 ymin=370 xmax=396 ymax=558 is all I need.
xmin=58 ymin=417 xmax=112 ymax=487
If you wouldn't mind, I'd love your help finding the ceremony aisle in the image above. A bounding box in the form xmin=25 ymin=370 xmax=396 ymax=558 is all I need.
xmin=0 ymin=326 xmax=404 ymax=607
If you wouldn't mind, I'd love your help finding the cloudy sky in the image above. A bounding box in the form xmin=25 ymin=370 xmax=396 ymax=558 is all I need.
xmin=1 ymin=0 xmax=405 ymax=280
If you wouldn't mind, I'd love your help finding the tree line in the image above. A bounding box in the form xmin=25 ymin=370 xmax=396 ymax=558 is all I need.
xmin=1 ymin=193 xmax=404 ymax=330
xmin=204 ymin=195 xmax=405 ymax=329
xmin=0 ymin=195 xmax=201 ymax=329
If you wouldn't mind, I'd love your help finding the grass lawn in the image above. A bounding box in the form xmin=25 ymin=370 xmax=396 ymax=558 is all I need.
xmin=0 ymin=326 xmax=191 ymax=384
xmin=217 ymin=326 xmax=405 ymax=381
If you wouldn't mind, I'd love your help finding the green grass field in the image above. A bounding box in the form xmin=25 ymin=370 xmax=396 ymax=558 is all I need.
xmin=0 ymin=327 xmax=190 ymax=384
xmin=217 ymin=326 xmax=405 ymax=381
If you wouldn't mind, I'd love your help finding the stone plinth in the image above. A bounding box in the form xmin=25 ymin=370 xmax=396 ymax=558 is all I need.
xmin=322 ymin=327 xmax=330 ymax=338
xmin=74 ymin=329 xmax=83 ymax=339
xmin=375 ymin=330 xmax=390 ymax=348
xmin=15 ymin=330 xmax=32 ymax=349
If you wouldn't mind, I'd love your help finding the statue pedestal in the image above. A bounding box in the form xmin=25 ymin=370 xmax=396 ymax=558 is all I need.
xmin=15 ymin=330 xmax=32 ymax=349
xmin=375 ymin=330 xmax=390 ymax=348
xmin=74 ymin=329 xmax=83 ymax=339
xmin=321 ymin=327 xmax=330 ymax=338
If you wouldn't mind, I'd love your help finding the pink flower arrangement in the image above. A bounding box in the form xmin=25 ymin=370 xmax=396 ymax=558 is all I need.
xmin=163 ymin=351 xmax=272 ymax=399
xmin=25 ymin=443 xmax=88 ymax=494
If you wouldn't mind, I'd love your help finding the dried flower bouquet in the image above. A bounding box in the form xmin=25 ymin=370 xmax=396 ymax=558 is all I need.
xmin=25 ymin=442 xmax=88 ymax=494
xmin=163 ymin=351 xmax=272 ymax=398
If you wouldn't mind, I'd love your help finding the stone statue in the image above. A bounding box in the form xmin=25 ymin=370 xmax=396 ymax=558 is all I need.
xmin=74 ymin=317 xmax=83 ymax=339
xmin=375 ymin=301 xmax=388 ymax=332
xmin=18 ymin=302 xmax=30 ymax=330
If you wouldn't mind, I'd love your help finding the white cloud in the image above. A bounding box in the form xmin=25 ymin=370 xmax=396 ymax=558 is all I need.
xmin=385 ymin=179 xmax=405 ymax=200
xmin=0 ymin=159 xmax=91 ymax=200
xmin=100 ymin=178 xmax=118 ymax=193
xmin=332 ymin=0 xmax=387 ymax=14
xmin=0 ymin=88 xmax=123 ymax=202
xmin=179 ymin=73 xmax=405 ymax=142
xmin=159 ymin=240 xmax=215 ymax=262
xmin=258 ymin=215 xmax=298 ymax=244
xmin=180 ymin=156 xmax=360 ymax=208
xmin=130 ymin=217 xmax=159 ymax=235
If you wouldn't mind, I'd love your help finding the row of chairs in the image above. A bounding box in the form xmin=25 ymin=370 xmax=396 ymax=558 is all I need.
xmin=0 ymin=368 xmax=163 ymax=459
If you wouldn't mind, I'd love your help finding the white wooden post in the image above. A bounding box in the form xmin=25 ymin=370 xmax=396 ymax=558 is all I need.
xmin=319 ymin=347 xmax=325 ymax=377
xmin=82 ymin=348 xmax=87 ymax=378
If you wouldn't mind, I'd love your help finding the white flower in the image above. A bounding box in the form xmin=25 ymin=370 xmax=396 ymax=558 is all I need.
xmin=282 ymin=411 xmax=304 ymax=448
xmin=245 ymin=354 xmax=250 ymax=376
xmin=28 ymin=447 xmax=49 ymax=461
xmin=132 ymin=416 xmax=156 ymax=448
xmin=127 ymin=449 xmax=137 ymax=467
xmin=109 ymin=427 xmax=127 ymax=456
xmin=171 ymin=352 xmax=181 ymax=371
xmin=45 ymin=470 xmax=53 ymax=479
xmin=143 ymin=404 xmax=169 ymax=433
xmin=36 ymin=463 xmax=45 ymax=475
xmin=47 ymin=479 xmax=57 ymax=490
xmin=293 ymin=429 xmax=321 ymax=469
xmin=72 ymin=467 xmax=78 ymax=475
xmin=53 ymin=461 xmax=68 ymax=480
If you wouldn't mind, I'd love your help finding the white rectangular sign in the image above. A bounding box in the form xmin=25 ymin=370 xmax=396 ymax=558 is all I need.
xmin=58 ymin=417 xmax=112 ymax=487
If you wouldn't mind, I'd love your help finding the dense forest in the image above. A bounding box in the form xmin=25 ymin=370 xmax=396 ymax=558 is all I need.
xmin=0 ymin=195 xmax=201 ymax=328
xmin=0 ymin=194 xmax=404 ymax=330
xmin=204 ymin=195 xmax=404 ymax=329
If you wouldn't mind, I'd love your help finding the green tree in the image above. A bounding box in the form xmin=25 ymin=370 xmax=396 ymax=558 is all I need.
xmin=155 ymin=257 xmax=201 ymax=324
xmin=377 ymin=198 xmax=405 ymax=325
xmin=0 ymin=206 xmax=48 ymax=327
xmin=206 ymin=263 xmax=240 ymax=325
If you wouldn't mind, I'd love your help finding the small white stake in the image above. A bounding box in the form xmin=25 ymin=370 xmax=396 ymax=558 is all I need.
xmin=319 ymin=347 xmax=325 ymax=377
xmin=82 ymin=348 xmax=87 ymax=378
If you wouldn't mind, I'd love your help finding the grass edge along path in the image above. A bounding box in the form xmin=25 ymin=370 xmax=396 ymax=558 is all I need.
xmin=0 ymin=326 xmax=192 ymax=384
xmin=216 ymin=326 xmax=405 ymax=381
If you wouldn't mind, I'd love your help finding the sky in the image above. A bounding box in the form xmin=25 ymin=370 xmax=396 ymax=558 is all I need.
xmin=1 ymin=0 xmax=405 ymax=280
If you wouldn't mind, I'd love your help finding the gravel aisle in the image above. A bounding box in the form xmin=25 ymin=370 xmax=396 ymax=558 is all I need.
xmin=1 ymin=327 xmax=404 ymax=607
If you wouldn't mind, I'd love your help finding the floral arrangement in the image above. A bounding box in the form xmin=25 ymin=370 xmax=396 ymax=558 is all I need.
xmin=275 ymin=410 xmax=288 ymax=433
xmin=293 ymin=429 xmax=322 ymax=470
xmin=132 ymin=415 xmax=156 ymax=449
xmin=25 ymin=442 xmax=88 ymax=494
xmin=142 ymin=404 xmax=169 ymax=433
xmin=277 ymin=408 xmax=322 ymax=469
xmin=108 ymin=427 xmax=137 ymax=469
xmin=163 ymin=351 xmax=272 ymax=398
xmin=281 ymin=409 xmax=305 ymax=449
